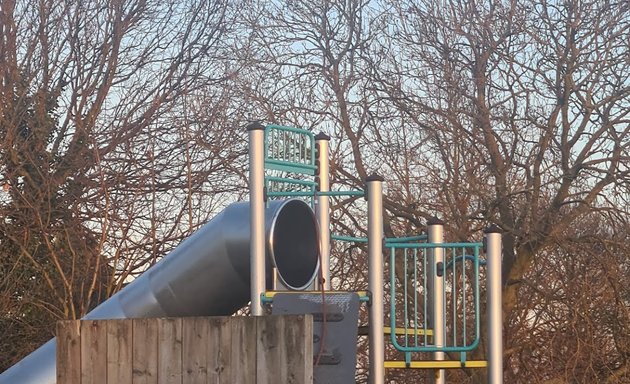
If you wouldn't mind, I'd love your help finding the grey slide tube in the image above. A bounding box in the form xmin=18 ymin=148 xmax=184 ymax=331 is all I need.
xmin=0 ymin=199 xmax=319 ymax=384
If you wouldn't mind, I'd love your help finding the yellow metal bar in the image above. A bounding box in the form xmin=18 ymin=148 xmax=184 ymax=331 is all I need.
xmin=263 ymin=290 xmax=368 ymax=298
xmin=384 ymin=327 xmax=433 ymax=336
xmin=384 ymin=360 xmax=488 ymax=369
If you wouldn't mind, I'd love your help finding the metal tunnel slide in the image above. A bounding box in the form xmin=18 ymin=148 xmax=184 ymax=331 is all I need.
xmin=0 ymin=199 xmax=320 ymax=384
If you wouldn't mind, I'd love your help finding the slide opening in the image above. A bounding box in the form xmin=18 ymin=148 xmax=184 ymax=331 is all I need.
xmin=270 ymin=200 xmax=319 ymax=290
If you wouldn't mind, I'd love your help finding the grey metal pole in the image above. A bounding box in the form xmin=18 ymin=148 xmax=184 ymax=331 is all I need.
xmin=485 ymin=225 xmax=503 ymax=384
xmin=427 ymin=217 xmax=445 ymax=384
xmin=367 ymin=174 xmax=385 ymax=384
xmin=315 ymin=133 xmax=331 ymax=290
xmin=248 ymin=122 xmax=266 ymax=315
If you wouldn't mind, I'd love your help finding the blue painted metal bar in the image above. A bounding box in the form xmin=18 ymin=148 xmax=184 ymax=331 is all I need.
xmin=413 ymin=249 xmax=418 ymax=347
xmin=445 ymin=254 xmax=487 ymax=270
xmin=266 ymin=176 xmax=317 ymax=187
xmin=267 ymin=191 xmax=314 ymax=197
xmin=385 ymin=235 xmax=428 ymax=243
xmin=423 ymin=248 xmax=428 ymax=348
xmin=264 ymin=159 xmax=317 ymax=175
xmin=404 ymin=248 xmax=409 ymax=348
xmin=332 ymin=234 xmax=369 ymax=243
xmin=332 ymin=234 xmax=428 ymax=244
xmin=267 ymin=190 xmax=364 ymax=198
xmin=317 ymin=190 xmax=364 ymax=197
xmin=453 ymin=247 xmax=458 ymax=348
xmin=388 ymin=242 xmax=483 ymax=249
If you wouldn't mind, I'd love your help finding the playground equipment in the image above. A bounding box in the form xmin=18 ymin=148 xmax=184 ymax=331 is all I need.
xmin=1 ymin=122 xmax=503 ymax=384
xmin=0 ymin=200 xmax=319 ymax=383
xmin=248 ymin=123 xmax=503 ymax=384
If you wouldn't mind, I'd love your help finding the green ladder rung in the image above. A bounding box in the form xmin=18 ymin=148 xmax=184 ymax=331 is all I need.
xmin=384 ymin=327 xmax=433 ymax=336
xmin=264 ymin=160 xmax=316 ymax=175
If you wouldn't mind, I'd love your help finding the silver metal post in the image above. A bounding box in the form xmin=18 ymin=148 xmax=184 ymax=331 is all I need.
xmin=315 ymin=133 xmax=331 ymax=290
xmin=485 ymin=225 xmax=503 ymax=384
xmin=248 ymin=122 xmax=266 ymax=315
xmin=367 ymin=174 xmax=385 ymax=384
xmin=427 ymin=217 xmax=445 ymax=384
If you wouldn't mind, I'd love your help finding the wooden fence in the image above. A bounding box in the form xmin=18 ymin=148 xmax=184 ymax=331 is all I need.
xmin=56 ymin=315 xmax=313 ymax=384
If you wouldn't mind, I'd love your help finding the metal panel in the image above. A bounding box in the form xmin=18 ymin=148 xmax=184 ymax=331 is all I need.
xmin=272 ymin=292 xmax=360 ymax=384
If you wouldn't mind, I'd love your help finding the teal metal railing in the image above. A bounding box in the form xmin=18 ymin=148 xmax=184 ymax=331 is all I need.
xmin=263 ymin=125 xmax=316 ymax=205
xmin=388 ymin=242 xmax=483 ymax=365
xmin=263 ymin=124 xmax=364 ymax=204
xmin=331 ymin=234 xmax=428 ymax=244
xmin=264 ymin=124 xmax=316 ymax=175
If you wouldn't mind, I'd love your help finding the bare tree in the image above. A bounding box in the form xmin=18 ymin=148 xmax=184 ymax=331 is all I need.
xmin=2 ymin=0 xmax=627 ymax=381
xmin=238 ymin=0 xmax=629 ymax=382
xmin=372 ymin=0 xmax=630 ymax=382
xmin=0 ymin=0 xmax=244 ymax=370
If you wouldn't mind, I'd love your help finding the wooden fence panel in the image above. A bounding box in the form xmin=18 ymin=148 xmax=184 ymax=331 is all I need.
xmin=283 ymin=315 xmax=313 ymax=383
xmin=57 ymin=315 xmax=312 ymax=384
xmin=157 ymin=318 xmax=182 ymax=384
xmin=106 ymin=320 xmax=132 ymax=384
xmin=228 ymin=317 xmax=257 ymax=384
xmin=81 ymin=320 xmax=107 ymax=384
xmin=182 ymin=317 xmax=208 ymax=384
xmin=57 ymin=320 xmax=81 ymax=384
xmin=132 ymin=318 xmax=158 ymax=384
xmin=206 ymin=317 xmax=232 ymax=384
xmin=256 ymin=315 xmax=313 ymax=384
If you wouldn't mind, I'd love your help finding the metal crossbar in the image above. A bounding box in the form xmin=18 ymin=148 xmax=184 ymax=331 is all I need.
xmin=332 ymin=234 xmax=428 ymax=244
xmin=388 ymin=242 xmax=483 ymax=364
xmin=265 ymin=176 xmax=316 ymax=195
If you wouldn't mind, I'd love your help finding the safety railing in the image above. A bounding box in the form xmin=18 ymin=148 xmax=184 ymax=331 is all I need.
xmin=262 ymin=125 xmax=316 ymax=206
xmin=263 ymin=124 xmax=363 ymax=202
xmin=264 ymin=124 xmax=316 ymax=175
xmin=388 ymin=242 xmax=483 ymax=365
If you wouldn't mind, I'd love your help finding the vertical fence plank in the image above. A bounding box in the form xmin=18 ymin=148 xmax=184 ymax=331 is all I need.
xmin=57 ymin=320 xmax=81 ymax=384
xmin=107 ymin=320 xmax=133 ymax=384
xmin=133 ymin=318 xmax=158 ymax=384
xmin=157 ymin=318 xmax=182 ymax=384
xmin=207 ymin=317 xmax=232 ymax=384
xmin=256 ymin=315 xmax=312 ymax=384
xmin=256 ymin=316 xmax=278 ymax=384
xmin=229 ymin=317 xmax=256 ymax=384
xmin=182 ymin=317 xmax=209 ymax=384
xmin=286 ymin=315 xmax=312 ymax=384
xmin=81 ymin=320 xmax=107 ymax=384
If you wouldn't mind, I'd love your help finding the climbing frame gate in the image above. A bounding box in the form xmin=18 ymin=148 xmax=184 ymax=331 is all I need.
xmin=387 ymin=241 xmax=486 ymax=368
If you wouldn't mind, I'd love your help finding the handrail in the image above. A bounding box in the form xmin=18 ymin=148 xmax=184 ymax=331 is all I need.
xmin=331 ymin=234 xmax=428 ymax=244
xmin=266 ymin=189 xmax=364 ymax=198
xmin=445 ymin=254 xmax=487 ymax=270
